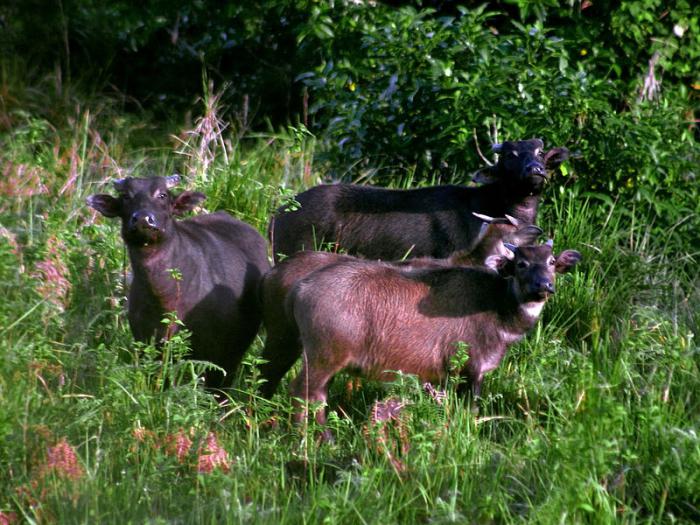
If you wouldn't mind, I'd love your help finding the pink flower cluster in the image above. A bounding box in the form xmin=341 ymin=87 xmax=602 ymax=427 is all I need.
xmin=40 ymin=439 xmax=85 ymax=481
xmin=133 ymin=427 xmax=231 ymax=474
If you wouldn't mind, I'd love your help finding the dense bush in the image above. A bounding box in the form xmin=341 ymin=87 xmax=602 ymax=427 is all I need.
xmin=298 ymin=5 xmax=697 ymax=189
xmin=0 ymin=0 xmax=312 ymax=121
xmin=2 ymin=1 xmax=697 ymax=128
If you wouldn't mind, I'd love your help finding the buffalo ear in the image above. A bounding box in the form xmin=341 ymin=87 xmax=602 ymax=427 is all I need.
xmin=544 ymin=147 xmax=570 ymax=170
xmin=472 ymin=166 xmax=499 ymax=185
xmin=87 ymin=194 xmax=121 ymax=218
xmin=555 ymin=249 xmax=582 ymax=273
xmin=485 ymin=254 xmax=513 ymax=274
xmin=172 ymin=191 xmax=206 ymax=216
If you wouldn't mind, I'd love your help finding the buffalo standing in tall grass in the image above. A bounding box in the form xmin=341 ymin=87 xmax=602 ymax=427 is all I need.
xmin=258 ymin=215 xmax=542 ymax=398
xmin=287 ymin=242 xmax=581 ymax=431
xmin=88 ymin=175 xmax=270 ymax=388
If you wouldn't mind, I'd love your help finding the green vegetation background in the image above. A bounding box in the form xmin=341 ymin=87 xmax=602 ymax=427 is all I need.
xmin=0 ymin=1 xmax=698 ymax=523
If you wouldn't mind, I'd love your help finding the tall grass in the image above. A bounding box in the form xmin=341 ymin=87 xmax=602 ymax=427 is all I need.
xmin=0 ymin=81 xmax=698 ymax=524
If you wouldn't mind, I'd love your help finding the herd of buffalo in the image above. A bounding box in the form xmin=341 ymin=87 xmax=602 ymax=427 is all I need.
xmin=87 ymin=138 xmax=582 ymax=431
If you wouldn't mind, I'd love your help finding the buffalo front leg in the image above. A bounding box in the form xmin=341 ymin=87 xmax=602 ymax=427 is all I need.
xmin=457 ymin=364 xmax=485 ymax=415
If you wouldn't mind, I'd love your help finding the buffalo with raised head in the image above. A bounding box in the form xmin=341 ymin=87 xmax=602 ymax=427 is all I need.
xmin=270 ymin=138 xmax=568 ymax=262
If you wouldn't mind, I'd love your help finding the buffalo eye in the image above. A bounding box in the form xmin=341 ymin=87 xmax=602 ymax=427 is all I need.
xmin=509 ymin=151 xmax=519 ymax=158
xmin=517 ymin=260 xmax=528 ymax=269
xmin=158 ymin=192 xmax=168 ymax=200
xmin=548 ymin=257 xmax=556 ymax=266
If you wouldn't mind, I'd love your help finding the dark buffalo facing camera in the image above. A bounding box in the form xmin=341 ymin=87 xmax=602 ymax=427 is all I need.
xmin=88 ymin=175 xmax=270 ymax=389
xmin=257 ymin=213 xmax=543 ymax=399
xmin=286 ymin=241 xmax=581 ymax=433
xmin=270 ymin=138 xmax=568 ymax=261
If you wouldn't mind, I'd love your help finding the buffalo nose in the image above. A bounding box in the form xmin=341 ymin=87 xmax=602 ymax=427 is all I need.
xmin=525 ymin=161 xmax=546 ymax=177
xmin=129 ymin=211 xmax=157 ymax=229
xmin=540 ymin=281 xmax=555 ymax=294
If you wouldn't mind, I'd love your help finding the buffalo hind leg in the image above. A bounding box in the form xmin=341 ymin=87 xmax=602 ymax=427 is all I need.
xmin=289 ymin=358 xmax=337 ymax=442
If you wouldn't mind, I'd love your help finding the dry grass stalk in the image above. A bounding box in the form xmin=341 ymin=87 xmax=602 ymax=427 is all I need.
xmin=0 ymin=227 xmax=24 ymax=272
xmin=176 ymin=81 xmax=229 ymax=182
xmin=638 ymin=51 xmax=661 ymax=103
xmin=0 ymin=163 xmax=49 ymax=211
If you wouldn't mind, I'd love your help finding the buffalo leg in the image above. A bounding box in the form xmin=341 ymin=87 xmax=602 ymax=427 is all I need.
xmin=289 ymin=356 xmax=339 ymax=441
xmin=259 ymin=337 xmax=302 ymax=398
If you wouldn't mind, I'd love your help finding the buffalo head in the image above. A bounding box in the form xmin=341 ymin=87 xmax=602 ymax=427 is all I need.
xmin=474 ymin=138 xmax=570 ymax=193
xmin=87 ymin=175 xmax=206 ymax=247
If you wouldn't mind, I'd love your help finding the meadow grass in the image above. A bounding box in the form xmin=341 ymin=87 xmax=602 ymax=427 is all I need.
xmin=0 ymin=89 xmax=698 ymax=524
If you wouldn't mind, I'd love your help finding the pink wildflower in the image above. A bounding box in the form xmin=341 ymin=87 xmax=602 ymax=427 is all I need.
xmin=0 ymin=511 xmax=18 ymax=525
xmin=32 ymin=236 xmax=71 ymax=310
xmin=423 ymin=382 xmax=447 ymax=405
xmin=196 ymin=432 xmax=231 ymax=474
xmin=370 ymin=398 xmax=408 ymax=423
xmin=163 ymin=429 xmax=193 ymax=464
xmin=41 ymin=438 xmax=84 ymax=481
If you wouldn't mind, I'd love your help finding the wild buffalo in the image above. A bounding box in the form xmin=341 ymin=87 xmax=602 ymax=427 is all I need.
xmin=287 ymin=241 xmax=581 ymax=431
xmin=270 ymin=138 xmax=568 ymax=261
xmin=88 ymin=175 xmax=270 ymax=388
xmin=258 ymin=215 xmax=543 ymax=398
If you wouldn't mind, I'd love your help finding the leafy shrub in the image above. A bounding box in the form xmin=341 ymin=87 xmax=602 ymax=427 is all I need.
xmin=300 ymin=5 xmax=696 ymax=187
xmin=295 ymin=3 xmax=698 ymax=256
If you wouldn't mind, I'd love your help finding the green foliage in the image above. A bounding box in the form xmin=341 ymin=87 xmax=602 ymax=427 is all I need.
xmin=2 ymin=90 xmax=697 ymax=521
xmin=299 ymin=5 xmax=697 ymax=206
xmin=610 ymin=0 xmax=700 ymax=83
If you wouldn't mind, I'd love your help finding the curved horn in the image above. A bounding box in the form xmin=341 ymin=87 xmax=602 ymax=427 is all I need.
xmin=165 ymin=174 xmax=181 ymax=188
xmin=472 ymin=212 xmax=495 ymax=223
xmin=504 ymin=214 xmax=519 ymax=226
xmin=504 ymin=242 xmax=517 ymax=253
xmin=491 ymin=143 xmax=503 ymax=153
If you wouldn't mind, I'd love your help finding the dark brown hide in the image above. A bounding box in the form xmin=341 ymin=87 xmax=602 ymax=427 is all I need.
xmin=270 ymin=138 xmax=568 ymax=261
xmin=88 ymin=176 xmax=270 ymax=388
xmin=258 ymin=219 xmax=542 ymax=398
xmin=288 ymin=244 xmax=580 ymax=427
